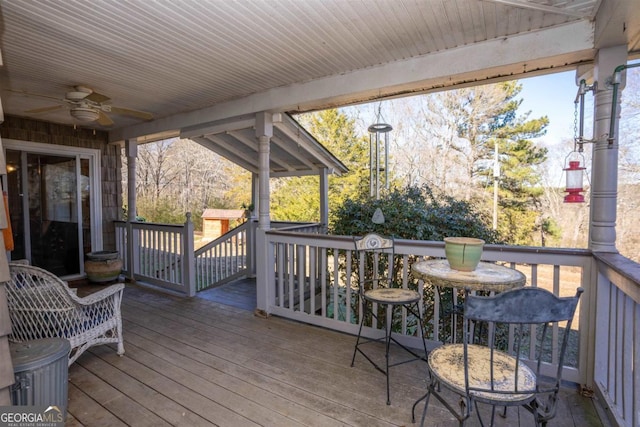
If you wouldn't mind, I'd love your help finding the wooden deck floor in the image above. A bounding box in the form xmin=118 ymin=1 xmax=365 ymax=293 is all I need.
xmin=65 ymin=283 xmax=606 ymax=427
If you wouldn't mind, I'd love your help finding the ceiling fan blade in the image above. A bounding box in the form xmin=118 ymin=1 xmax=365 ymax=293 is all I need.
xmin=6 ymin=89 xmax=65 ymax=103
xmin=97 ymin=111 xmax=114 ymax=126
xmin=25 ymin=105 xmax=65 ymax=114
xmin=110 ymin=106 xmax=154 ymax=121
xmin=85 ymin=91 xmax=111 ymax=104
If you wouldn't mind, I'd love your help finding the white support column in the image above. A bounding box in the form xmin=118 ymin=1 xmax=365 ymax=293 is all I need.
xmin=124 ymin=139 xmax=138 ymax=280
xmin=244 ymin=173 xmax=259 ymax=278
xmin=251 ymin=172 xmax=259 ymax=220
xmin=255 ymin=112 xmax=272 ymax=231
xmin=255 ymin=112 xmax=273 ymax=313
xmin=589 ymin=46 xmax=627 ymax=252
xmin=125 ymin=139 xmax=137 ymax=222
xmin=319 ymin=168 xmax=329 ymax=232
xmin=183 ymin=213 xmax=196 ymax=297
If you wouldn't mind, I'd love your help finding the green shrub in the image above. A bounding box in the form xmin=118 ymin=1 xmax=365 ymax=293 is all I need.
xmin=330 ymin=184 xmax=502 ymax=243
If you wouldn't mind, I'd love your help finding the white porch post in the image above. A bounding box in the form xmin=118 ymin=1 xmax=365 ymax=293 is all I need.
xmin=245 ymin=172 xmax=259 ymax=277
xmin=256 ymin=113 xmax=272 ymax=231
xmin=319 ymin=168 xmax=329 ymax=232
xmin=589 ymin=46 xmax=627 ymax=252
xmin=125 ymin=139 xmax=138 ymax=280
xmin=183 ymin=213 xmax=196 ymax=297
xmin=251 ymin=172 xmax=259 ymax=220
xmin=125 ymin=139 xmax=137 ymax=222
xmin=255 ymin=112 xmax=273 ymax=312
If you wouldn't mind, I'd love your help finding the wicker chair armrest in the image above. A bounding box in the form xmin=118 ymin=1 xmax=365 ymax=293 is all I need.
xmin=71 ymin=283 xmax=125 ymax=305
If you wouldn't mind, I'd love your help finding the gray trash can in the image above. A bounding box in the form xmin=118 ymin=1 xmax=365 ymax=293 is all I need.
xmin=10 ymin=338 xmax=70 ymax=418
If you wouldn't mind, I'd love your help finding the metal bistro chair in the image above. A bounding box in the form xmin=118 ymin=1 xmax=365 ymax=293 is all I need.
xmin=351 ymin=233 xmax=428 ymax=405
xmin=413 ymin=286 xmax=583 ymax=426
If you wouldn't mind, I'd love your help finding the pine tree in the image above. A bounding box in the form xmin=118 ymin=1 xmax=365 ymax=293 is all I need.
xmin=393 ymin=81 xmax=555 ymax=245
xmin=270 ymin=109 xmax=369 ymax=225
xmin=477 ymin=83 xmax=553 ymax=245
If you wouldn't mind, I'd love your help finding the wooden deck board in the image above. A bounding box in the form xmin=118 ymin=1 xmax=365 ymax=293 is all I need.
xmin=120 ymin=330 xmax=350 ymax=427
xmin=69 ymin=364 xmax=170 ymax=427
xmin=77 ymin=354 xmax=206 ymax=426
xmin=66 ymin=283 xmax=605 ymax=426
xmin=67 ymin=384 xmax=124 ymax=427
xmin=118 ymin=301 xmax=393 ymax=425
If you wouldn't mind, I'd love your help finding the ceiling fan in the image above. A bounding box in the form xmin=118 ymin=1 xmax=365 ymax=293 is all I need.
xmin=18 ymin=85 xmax=153 ymax=126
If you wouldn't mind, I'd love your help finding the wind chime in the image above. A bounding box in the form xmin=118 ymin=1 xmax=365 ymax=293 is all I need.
xmin=368 ymin=104 xmax=392 ymax=200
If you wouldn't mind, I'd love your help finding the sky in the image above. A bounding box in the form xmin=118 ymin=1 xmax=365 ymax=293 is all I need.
xmin=518 ymin=71 xmax=580 ymax=148
xmin=518 ymin=71 xmax=586 ymax=186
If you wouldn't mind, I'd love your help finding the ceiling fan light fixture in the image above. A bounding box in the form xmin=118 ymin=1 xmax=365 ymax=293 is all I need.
xmin=66 ymin=90 xmax=91 ymax=101
xmin=70 ymin=107 xmax=99 ymax=122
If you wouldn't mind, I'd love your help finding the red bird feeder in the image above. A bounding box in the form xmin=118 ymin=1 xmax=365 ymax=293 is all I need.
xmin=564 ymin=157 xmax=586 ymax=203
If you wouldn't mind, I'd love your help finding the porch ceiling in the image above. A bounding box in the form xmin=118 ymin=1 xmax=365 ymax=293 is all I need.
xmin=0 ymin=0 xmax=638 ymax=148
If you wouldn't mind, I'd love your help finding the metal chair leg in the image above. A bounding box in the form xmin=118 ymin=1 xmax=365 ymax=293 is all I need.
xmin=419 ymin=388 xmax=432 ymax=427
xmin=351 ymin=299 xmax=370 ymax=367
xmin=416 ymin=301 xmax=428 ymax=361
xmin=412 ymin=390 xmax=429 ymax=423
xmin=353 ymin=298 xmax=427 ymax=406
xmin=384 ymin=304 xmax=393 ymax=405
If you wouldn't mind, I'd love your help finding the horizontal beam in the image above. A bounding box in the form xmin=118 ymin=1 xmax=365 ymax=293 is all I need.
xmin=482 ymin=0 xmax=592 ymax=18
xmin=110 ymin=20 xmax=594 ymax=143
xmin=191 ymin=135 xmax=258 ymax=172
xmin=180 ymin=116 xmax=255 ymax=139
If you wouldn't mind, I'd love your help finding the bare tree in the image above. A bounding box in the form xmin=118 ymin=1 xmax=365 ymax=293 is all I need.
xmin=167 ymin=139 xmax=245 ymax=212
xmin=123 ymin=138 xmax=250 ymax=225
xmin=135 ymin=139 xmax=177 ymax=203
xmin=618 ymin=67 xmax=640 ymax=182
xmin=615 ymin=66 xmax=640 ymax=261
xmin=387 ymin=96 xmax=467 ymax=198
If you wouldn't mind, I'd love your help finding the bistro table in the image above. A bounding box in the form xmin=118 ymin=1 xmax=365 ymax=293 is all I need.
xmin=412 ymin=259 xmax=526 ymax=292
xmin=412 ymin=259 xmax=526 ymax=342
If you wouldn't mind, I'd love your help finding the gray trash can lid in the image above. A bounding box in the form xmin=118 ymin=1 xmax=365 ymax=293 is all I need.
xmin=10 ymin=338 xmax=71 ymax=372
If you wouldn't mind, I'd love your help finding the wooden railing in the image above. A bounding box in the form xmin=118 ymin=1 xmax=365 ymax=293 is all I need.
xmin=271 ymin=221 xmax=324 ymax=233
xmin=194 ymin=221 xmax=250 ymax=291
xmin=115 ymin=216 xmax=195 ymax=295
xmin=592 ymin=252 xmax=640 ymax=427
xmin=259 ymin=230 xmax=595 ymax=386
xmin=115 ymin=218 xmax=324 ymax=295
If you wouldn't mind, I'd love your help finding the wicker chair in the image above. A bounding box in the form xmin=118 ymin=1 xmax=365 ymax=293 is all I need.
xmin=5 ymin=262 xmax=125 ymax=366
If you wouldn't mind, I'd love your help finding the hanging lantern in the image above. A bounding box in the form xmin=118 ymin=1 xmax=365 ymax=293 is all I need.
xmin=563 ymin=152 xmax=586 ymax=203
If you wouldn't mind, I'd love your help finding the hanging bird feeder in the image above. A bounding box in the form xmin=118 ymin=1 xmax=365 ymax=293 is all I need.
xmin=563 ymin=152 xmax=586 ymax=203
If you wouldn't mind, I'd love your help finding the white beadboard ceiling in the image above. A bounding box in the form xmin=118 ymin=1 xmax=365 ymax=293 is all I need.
xmin=0 ymin=0 xmax=638 ymax=146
